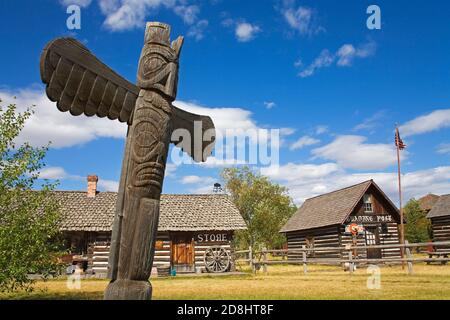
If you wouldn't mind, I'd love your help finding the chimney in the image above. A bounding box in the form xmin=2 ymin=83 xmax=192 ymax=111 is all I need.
xmin=87 ymin=175 xmax=98 ymax=198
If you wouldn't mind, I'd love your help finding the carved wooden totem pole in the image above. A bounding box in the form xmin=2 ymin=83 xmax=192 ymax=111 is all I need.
xmin=40 ymin=22 xmax=215 ymax=299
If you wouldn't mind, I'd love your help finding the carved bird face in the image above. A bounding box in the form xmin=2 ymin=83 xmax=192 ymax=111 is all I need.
xmin=137 ymin=23 xmax=184 ymax=102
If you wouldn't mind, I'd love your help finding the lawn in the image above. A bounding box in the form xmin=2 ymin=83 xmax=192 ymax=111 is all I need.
xmin=2 ymin=264 xmax=450 ymax=300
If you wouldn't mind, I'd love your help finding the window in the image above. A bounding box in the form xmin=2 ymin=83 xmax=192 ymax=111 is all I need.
xmin=363 ymin=194 xmax=373 ymax=212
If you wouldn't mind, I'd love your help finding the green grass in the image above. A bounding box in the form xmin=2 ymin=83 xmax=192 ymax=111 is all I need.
xmin=2 ymin=264 xmax=450 ymax=300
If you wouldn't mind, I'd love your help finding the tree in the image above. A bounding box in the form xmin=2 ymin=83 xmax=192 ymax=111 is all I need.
xmin=221 ymin=166 xmax=297 ymax=250
xmin=0 ymin=100 xmax=62 ymax=292
xmin=404 ymin=198 xmax=431 ymax=244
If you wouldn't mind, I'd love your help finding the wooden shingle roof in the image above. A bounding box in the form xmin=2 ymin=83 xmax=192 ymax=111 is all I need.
xmin=53 ymin=192 xmax=246 ymax=232
xmin=427 ymin=194 xmax=450 ymax=219
xmin=418 ymin=194 xmax=440 ymax=213
xmin=280 ymin=180 xmax=398 ymax=233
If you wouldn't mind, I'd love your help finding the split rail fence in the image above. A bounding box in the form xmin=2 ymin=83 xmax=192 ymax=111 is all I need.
xmin=232 ymin=241 xmax=450 ymax=275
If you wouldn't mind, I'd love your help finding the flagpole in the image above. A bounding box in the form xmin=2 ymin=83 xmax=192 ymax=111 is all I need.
xmin=395 ymin=126 xmax=406 ymax=268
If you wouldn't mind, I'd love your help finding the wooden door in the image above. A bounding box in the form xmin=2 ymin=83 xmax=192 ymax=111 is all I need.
xmin=365 ymin=227 xmax=382 ymax=259
xmin=171 ymin=235 xmax=194 ymax=266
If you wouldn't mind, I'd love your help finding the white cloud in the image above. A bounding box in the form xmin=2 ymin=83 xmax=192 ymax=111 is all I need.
xmin=186 ymin=19 xmax=208 ymax=41
xmin=60 ymin=0 xmax=92 ymax=8
xmin=264 ymin=101 xmax=276 ymax=109
xmin=298 ymin=41 xmax=376 ymax=78
xmin=336 ymin=41 xmax=376 ymax=67
xmin=262 ymin=162 xmax=450 ymax=205
xmin=37 ymin=166 xmax=118 ymax=191
xmin=353 ymin=110 xmax=386 ymax=132
xmin=261 ymin=162 xmax=340 ymax=182
xmin=315 ymin=125 xmax=328 ymax=135
xmin=298 ymin=49 xmax=334 ymax=78
xmin=312 ymin=135 xmax=401 ymax=170
xmin=180 ymin=175 xmax=215 ymax=185
xmin=437 ymin=143 xmax=450 ymax=155
xmin=174 ymin=4 xmax=200 ymax=25
xmin=39 ymin=167 xmax=69 ymax=180
xmin=282 ymin=4 xmax=323 ymax=36
xmin=399 ymin=109 xmax=450 ymax=137
xmin=0 ymin=88 xmax=127 ymax=148
xmin=98 ymin=179 xmax=119 ymax=192
xmin=98 ymin=0 xmax=204 ymax=32
xmin=235 ymin=22 xmax=261 ymax=42
xmin=290 ymin=135 xmax=320 ymax=150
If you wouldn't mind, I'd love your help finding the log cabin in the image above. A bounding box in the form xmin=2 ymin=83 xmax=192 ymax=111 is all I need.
xmin=427 ymin=194 xmax=450 ymax=250
xmin=54 ymin=176 xmax=246 ymax=275
xmin=280 ymin=180 xmax=402 ymax=261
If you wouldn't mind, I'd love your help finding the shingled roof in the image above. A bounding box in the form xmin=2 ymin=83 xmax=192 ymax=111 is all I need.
xmin=280 ymin=180 xmax=399 ymax=233
xmin=418 ymin=194 xmax=441 ymax=213
xmin=427 ymin=194 xmax=450 ymax=219
xmin=53 ymin=192 xmax=246 ymax=232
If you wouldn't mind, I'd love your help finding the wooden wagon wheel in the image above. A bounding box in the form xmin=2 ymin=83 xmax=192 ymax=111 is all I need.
xmin=204 ymin=246 xmax=231 ymax=273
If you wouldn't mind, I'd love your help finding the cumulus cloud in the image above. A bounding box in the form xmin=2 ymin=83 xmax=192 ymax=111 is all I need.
xmin=399 ymin=109 xmax=450 ymax=137
xmin=98 ymin=179 xmax=120 ymax=191
xmin=312 ymin=135 xmax=401 ymax=170
xmin=37 ymin=166 xmax=119 ymax=191
xmin=235 ymin=22 xmax=261 ymax=42
xmin=315 ymin=125 xmax=328 ymax=135
xmin=180 ymin=175 xmax=215 ymax=185
xmin=97 ymin=0 xmax=207 ymax=35
xmin=1 ymin=88 xmax=284 ymax=170
xmin=281 ymin=3 xmax=323 ymax=36
xmin=437 ymin=143 xmax=450 ymax=155
xmin=353 ymin=110 xmax=386 ymax=132
xmin=262 ymin=162 xmax=450 ymax=205
xmin=298 ymin=41 xmax=376 ymax=78
xmin=264 ymin=101 xmax=276 ymax=109
xmin=336 ymin=41 xmax=376 ymax=66
xmin=0 ymin=88 xmax=127 ymax=148
xmin=290 ymin=135 xmax=320 ymax=150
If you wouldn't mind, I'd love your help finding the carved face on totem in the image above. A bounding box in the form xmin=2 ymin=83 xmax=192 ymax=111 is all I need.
xmin=137 ymin=22 xmax=184 ymax=101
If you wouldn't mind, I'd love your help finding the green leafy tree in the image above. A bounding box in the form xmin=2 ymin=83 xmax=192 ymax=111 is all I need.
xmin=0 ymin=100 xmax=63 ymax=292
xmin=221 ymin=166 xmax=297 ymax=250
xmin=404 ymin=198 xmax=431 ymax=244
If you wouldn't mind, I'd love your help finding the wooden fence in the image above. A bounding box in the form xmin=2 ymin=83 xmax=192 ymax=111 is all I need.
xmin=232 ymin=241 xmax=450 ymax=275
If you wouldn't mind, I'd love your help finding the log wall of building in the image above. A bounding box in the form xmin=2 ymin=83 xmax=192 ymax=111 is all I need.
xmin=286 ymin=226 xmax=341 ymax=260
xmin=431 ymin=216 xmax=450 ymax=251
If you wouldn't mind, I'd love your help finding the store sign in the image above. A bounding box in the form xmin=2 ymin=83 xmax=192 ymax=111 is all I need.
xmin=346 ymin=215 xmax=393 ymax=224
xmin=196 ymin=233 xmax=228 ymax=243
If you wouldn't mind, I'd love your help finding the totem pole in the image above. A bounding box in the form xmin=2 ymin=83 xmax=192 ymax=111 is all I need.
xmin=40 ymin=22 xmax=215 ymax=299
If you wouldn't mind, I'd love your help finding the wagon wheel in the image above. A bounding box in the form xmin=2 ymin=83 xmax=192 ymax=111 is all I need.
xmin=204 ymin=246 xmax=231 ymax=273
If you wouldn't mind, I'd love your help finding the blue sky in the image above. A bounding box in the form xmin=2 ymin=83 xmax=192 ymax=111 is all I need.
xmin=0 ymin=0 xmax=449 ymax=204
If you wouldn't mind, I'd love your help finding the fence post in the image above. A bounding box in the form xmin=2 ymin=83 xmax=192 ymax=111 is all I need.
xmin=348 ymin=250 xmax=354 ymax=275
xmin=405 ymin=240 xmax=413 ymax=275
xmin=262 ymin=247 xmax=268 ymax=274
xmin=302 ymin=245 xmax=308 ymax=274
xmin=249 ymin=246 xmax=255 ymax=273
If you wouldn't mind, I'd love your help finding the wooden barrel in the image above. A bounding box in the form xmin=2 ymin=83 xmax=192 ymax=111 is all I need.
xmin=157 ymin=266 xmax=171 ymax=277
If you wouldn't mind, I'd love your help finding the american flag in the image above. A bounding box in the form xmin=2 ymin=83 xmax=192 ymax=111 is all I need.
xmin=395 ymin=128 xmax=406 ymax=150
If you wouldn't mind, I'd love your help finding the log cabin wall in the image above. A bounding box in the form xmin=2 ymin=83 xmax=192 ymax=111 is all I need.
xmin=153 ymin=232 xmax=171 ymax=267
xmin=430 ymin=216 xmax=450 ymax=251
xmin=286 ymin=226 xmax=341 ymax=260
xmin=193 ymin=231 xmax=233 ymax=272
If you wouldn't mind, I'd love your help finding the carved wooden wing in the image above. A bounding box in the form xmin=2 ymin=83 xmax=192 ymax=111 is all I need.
xmin=40 ymin=37 xmax=215 ymax=162
xmin=40 ymin=37 xmax=139 ymax=123
xmin=171 ymin=106 xmax=216 ymax=162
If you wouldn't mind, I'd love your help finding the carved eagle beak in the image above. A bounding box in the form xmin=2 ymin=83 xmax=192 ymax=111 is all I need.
xmin=171 ymin=36 xmax=184 ymax=57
